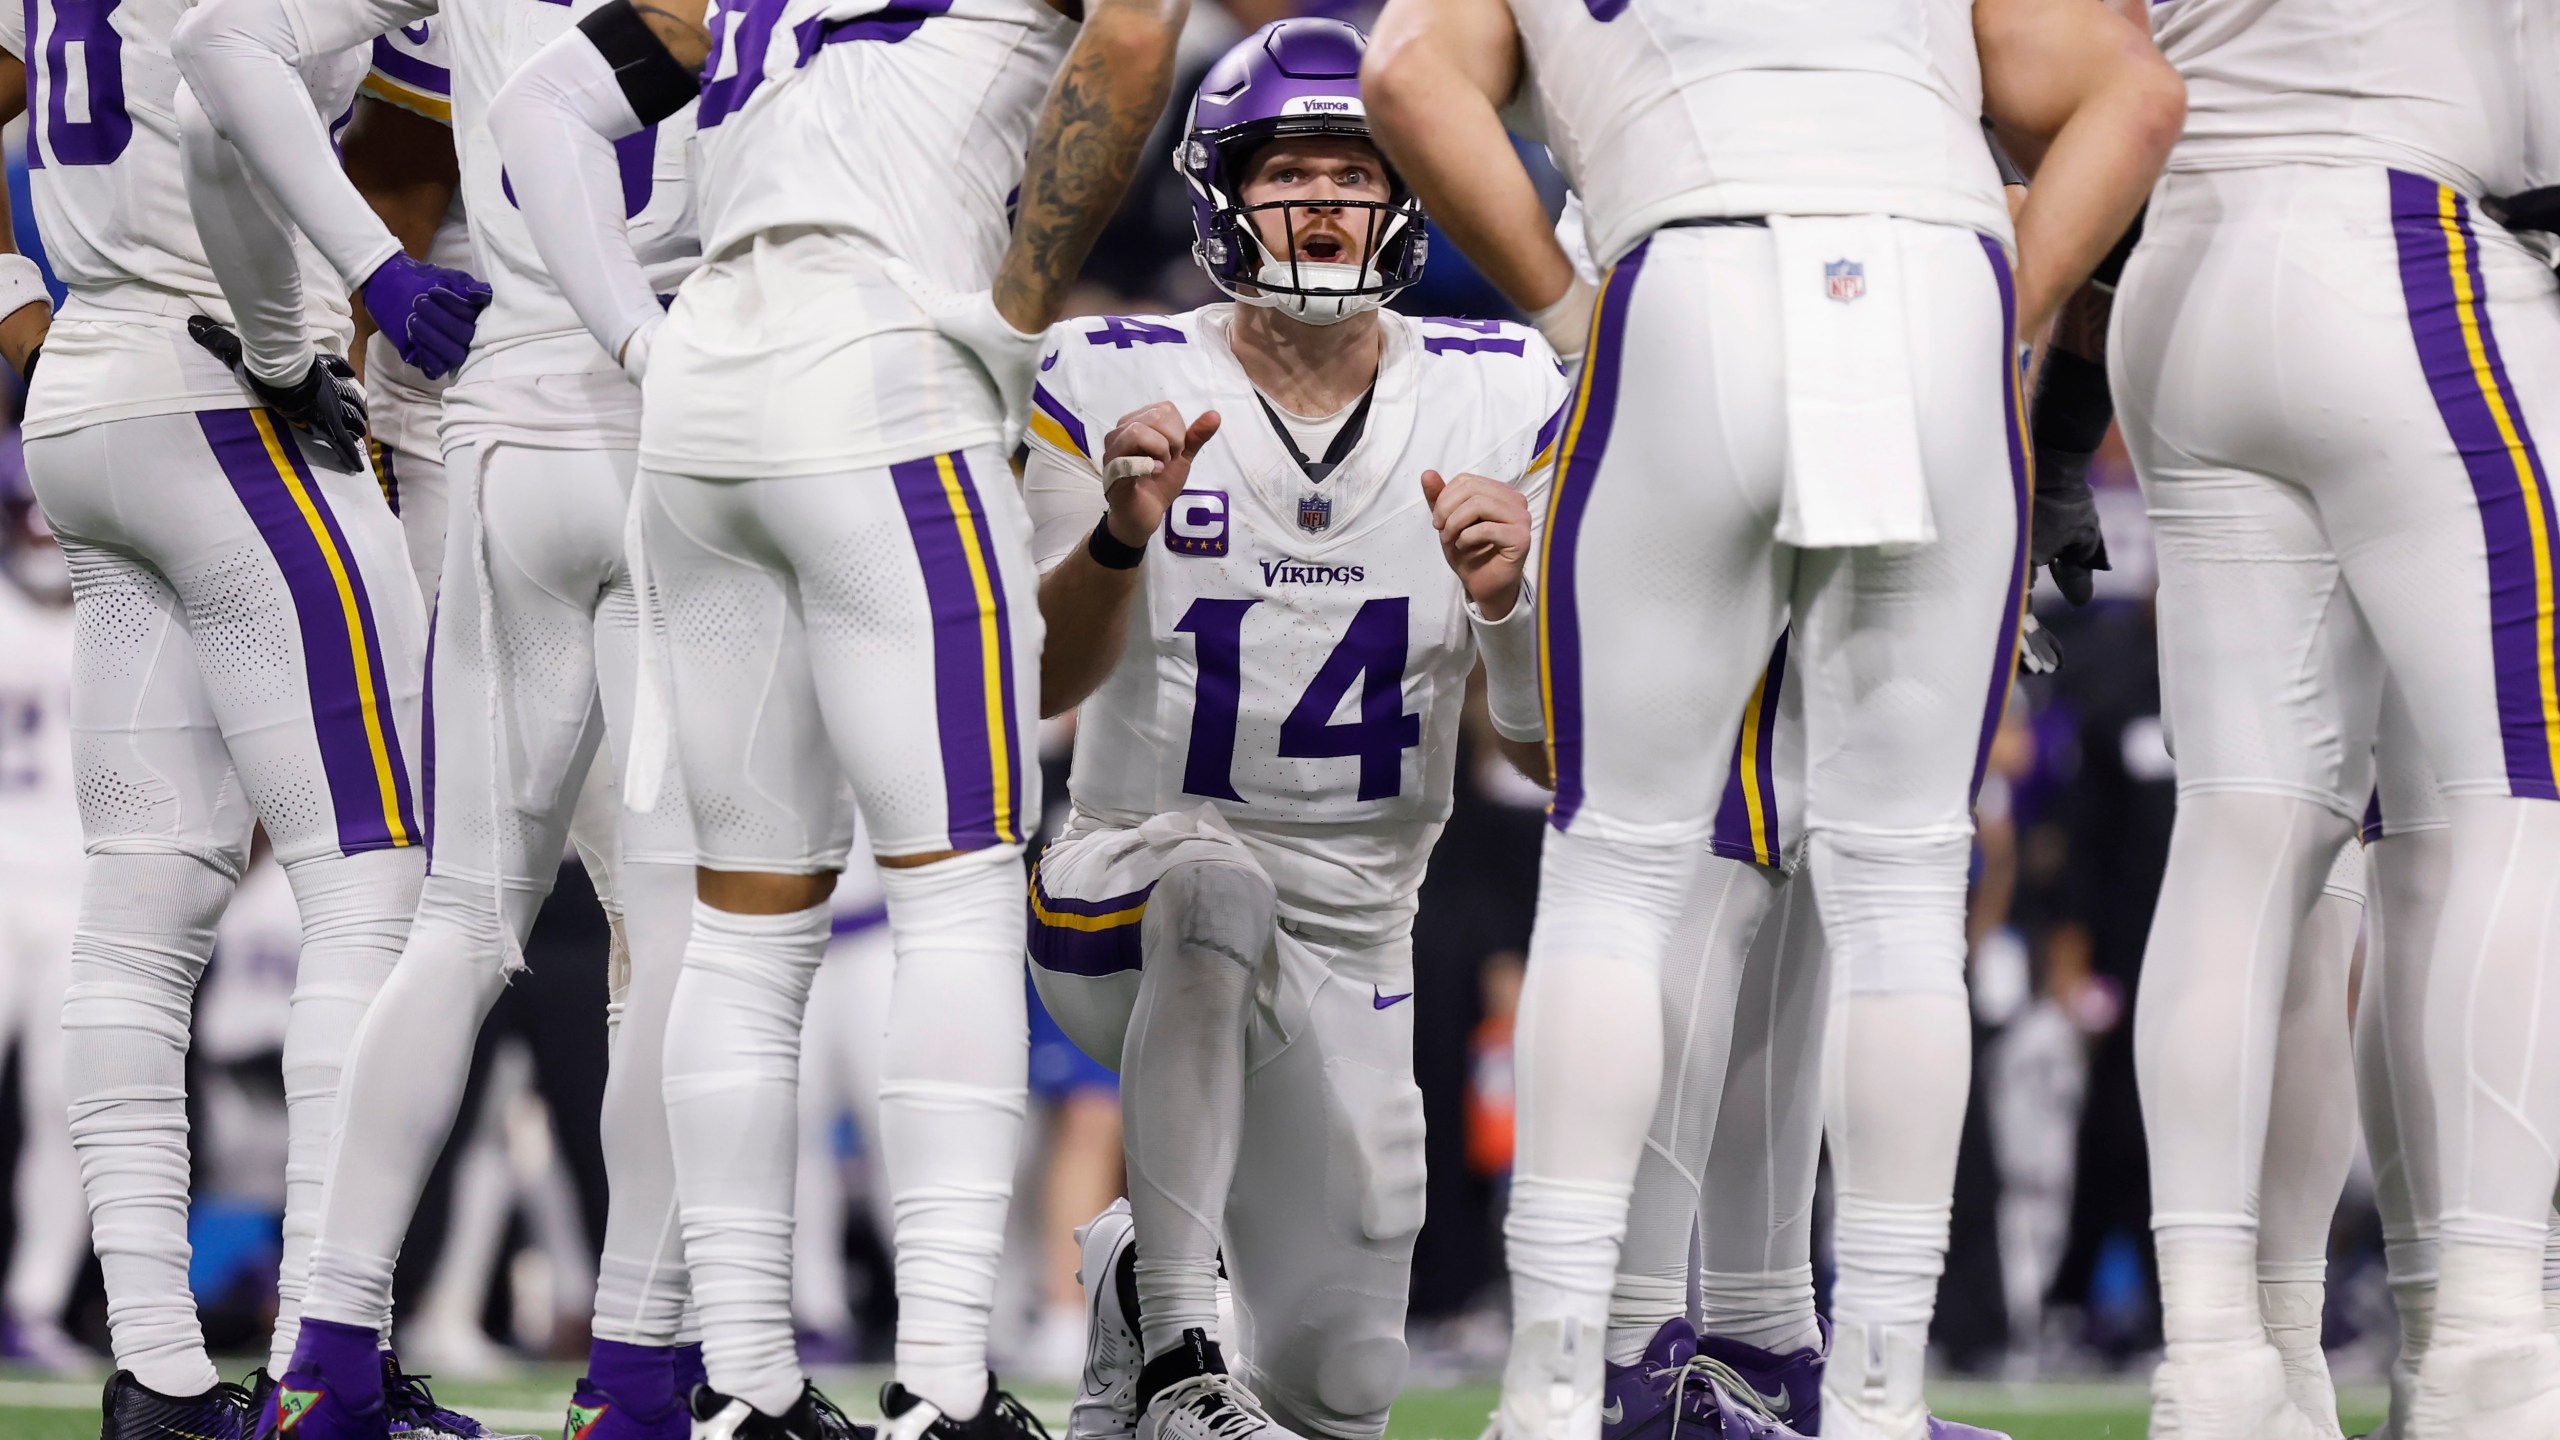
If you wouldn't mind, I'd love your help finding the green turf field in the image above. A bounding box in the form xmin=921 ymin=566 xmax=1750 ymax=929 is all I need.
xmin=0 ymin=1366 xmax=2389 ymax=1440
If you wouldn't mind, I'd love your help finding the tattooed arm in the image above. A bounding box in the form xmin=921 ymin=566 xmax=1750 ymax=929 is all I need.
xmin=991 ymin=0 xmax=1189 ymax=333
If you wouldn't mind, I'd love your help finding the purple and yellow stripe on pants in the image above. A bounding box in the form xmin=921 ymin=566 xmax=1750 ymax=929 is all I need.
xmin=201 ymin=408 xmax=420 ymax=854
xmin=1026 ymin=865 xmax=1152 ymax=977
xmin=2390 ymin=170 xmax=2560 ymax=800
xmin=890 ymin=450 xmax=1029 ymax=849
xmin=1539 ymin=239 xmax=1650 ymax=832
xmin=1710 ymin=633 xmax=1789 ymax=868
xmin=1973 ymin=235 xmax=2033 ymax=800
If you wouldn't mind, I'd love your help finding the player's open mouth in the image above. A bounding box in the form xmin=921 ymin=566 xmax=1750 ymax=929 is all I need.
xmin=1297 ymin=233 xmax=1347 ymax=263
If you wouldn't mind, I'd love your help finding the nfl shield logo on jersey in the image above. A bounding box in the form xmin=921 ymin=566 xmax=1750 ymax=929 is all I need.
xmin=1825 ymin=259 xmax=1866 ymax=303
xmin=1298 ymin=492 xmax=1333 ymax=534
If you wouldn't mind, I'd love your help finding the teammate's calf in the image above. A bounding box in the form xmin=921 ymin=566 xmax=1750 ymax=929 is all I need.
xmin=62 ymin=850 xmax=239 ymax=1399
xmin=1122 ymin=858 xmax=1277 ymax=1365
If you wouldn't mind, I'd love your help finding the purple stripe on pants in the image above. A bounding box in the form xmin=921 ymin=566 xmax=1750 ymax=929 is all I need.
xmin=2388 ymin=168 xmax=2560 ymax=801
xmin=199 ymin=407 xmax=420 ymax=854
xmin=1709 ymin=630 xmax=1790 ymax=867
xmin=1025 ymin=872 xmax=1154 ymax=979
xmin=1972 ymin=236 xmax=2031 ymax=801
xmin=1542 ymin=238 xmax=1651 ymax=832
xmin=890 ymin=452 xmax=1022 ymax=851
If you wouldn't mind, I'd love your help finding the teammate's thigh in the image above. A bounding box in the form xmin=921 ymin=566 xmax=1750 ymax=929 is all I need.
xmin=1542 ymin=226 xmax=1791 ymax=838
xmin=2320 ymin=176 xmax=2560 ymax=801
xmin=36 ymin=411 xmax=426 ymax=868
xmin=590 ymin=524 xmax=696 ymax=876
xmin=28 ymin=442 xmax=255 ymax=870
xmin=427 ymin=442 xmax=635 ymax=889
xmin=735 ymin=448 xmax=1041 ymax=860
xmin=1790 ymin=221 xmax=2025 ymax=846
xmin=640 ymin=468 xmax=855 ymax=873
xmin=1224 ymin=935 xmax=1423 ymax=1440
xmin=365 ymin=335 xmax=451 ymax=609
xmin=1025 ymin=811 xmax=1269 ymax=1071
xmin=1708 ymin=634 xmax=1805 ymax=871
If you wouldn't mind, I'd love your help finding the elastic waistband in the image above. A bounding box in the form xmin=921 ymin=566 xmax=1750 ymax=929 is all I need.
xmin=1658 ymin=216 xmax=1770 ymax=230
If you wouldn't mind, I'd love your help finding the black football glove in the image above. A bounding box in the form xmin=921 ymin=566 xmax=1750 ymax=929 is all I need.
xmin=2030 ymin=444 xmax=2112 ymax=606
xmin=188 ymin=315 xmax=369 ymax=474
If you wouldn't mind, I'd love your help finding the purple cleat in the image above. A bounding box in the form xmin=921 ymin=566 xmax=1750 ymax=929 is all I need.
xmin=259 ymin=1318 xmax=390 ymax=1440
xmin=1600 ymin=1318 xmax=1808 ymax=1440
xmin=1922 ymin=1421 xmax=2011 ymax=1439
xmin=562 ymin=1340 xmax=692 ymax=1440
xmin=1693 ymin=1323 xmax=1826 ymax=1435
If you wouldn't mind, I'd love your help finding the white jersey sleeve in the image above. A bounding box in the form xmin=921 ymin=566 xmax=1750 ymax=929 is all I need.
xmin=1023 ymin=326 xmax=1115 ymax=572
xmin=0 ymin=1 xmax=24 ymax=57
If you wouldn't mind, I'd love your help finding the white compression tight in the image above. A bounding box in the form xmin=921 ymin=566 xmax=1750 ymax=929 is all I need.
xmin=2424 ymin=796 xmax=2560 ymax=1332
xmin=65 ymin=847 xmax=418 ymax=1394
xmin=666 ymin=846 xmax=1026 ymax=1421
xmin=299 ymin=870 xmax=542 ymax=1337
xmin=1121 ymin=859 xmax=1278 ymax=1362
xmin=1608 ymin=858 xmax=1797 ymax=1362
xmin=591 ymin=860 xmax=700 ymax=1345
xmin=2355 ymin=826 xmax=2452 ymax=1432
xmin=2259 ymin=872 xmax=2366 ymax=1432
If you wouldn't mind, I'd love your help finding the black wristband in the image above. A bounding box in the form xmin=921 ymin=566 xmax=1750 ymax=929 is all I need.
xmin=2030 ymin=347 xmax=2114 ymax=457
xmin=1087 ymin=515 xmax=1146 ymax=570
xmin=579 ymin=0 xmax=701 ymax=126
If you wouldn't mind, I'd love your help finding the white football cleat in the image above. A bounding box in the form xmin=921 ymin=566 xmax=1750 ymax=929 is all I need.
xmin=2410 ymin=1331 xmax=2560 ymax=1440
xmin=1138 ymin=1371 xmax=1307 ymax=1440
xmin=1070 ymin=1199 xmax=1143 ymax=1440
xmin=1486 ymin=1318 xmax=1602 ymax=1440
xmin=2148 ymin=1342 xmax=2325 ymax=1440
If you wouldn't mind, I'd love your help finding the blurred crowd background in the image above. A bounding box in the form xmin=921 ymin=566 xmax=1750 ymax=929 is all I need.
xmin=0 ymin=0 xmax=2396 ymax=1396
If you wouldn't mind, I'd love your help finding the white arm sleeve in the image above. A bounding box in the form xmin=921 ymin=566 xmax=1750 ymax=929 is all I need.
xmin=178 ymin=82 xmax=320 ymax=383
xmin=171 ymin=0 xmax=430 ymax=289
xmin=487 ymin=29 xmax=663 ymax=374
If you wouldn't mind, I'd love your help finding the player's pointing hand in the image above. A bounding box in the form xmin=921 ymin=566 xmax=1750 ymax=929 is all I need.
xmin=1100 ymin=402 xmax=1222 ymax=548
xmin=1422 ymin=470 xmax=1532 ymax=620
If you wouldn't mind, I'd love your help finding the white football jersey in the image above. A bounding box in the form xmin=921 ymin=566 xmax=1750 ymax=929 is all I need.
xmin=2156 ymin=0 xmax=2528 ymax=197
xmin=1505 ymin=0 xmax=2010 ymax=269
xmin=436 ymin=0 xmax=699 ymax=446
xmin=0 ymin=578 xmax=81 ymax=884
xmin=639 ymin=0 xmax=1074 ymax=478
xmin=0 ymin=0 xmax=364 ymax=437
xmin=1021 ymin=306 xmax=1567 ymax=940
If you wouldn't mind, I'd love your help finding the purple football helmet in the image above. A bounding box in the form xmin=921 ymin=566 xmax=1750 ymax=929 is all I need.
xmin=1177 ymin=18 xmax=1426 ymax=324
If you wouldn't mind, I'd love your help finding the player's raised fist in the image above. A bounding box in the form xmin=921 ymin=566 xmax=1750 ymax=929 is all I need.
xmin=1422 ymin=470 xmax=1532 ymax=619
xmin=1100 ymin=402 xmax=1221 ymax=546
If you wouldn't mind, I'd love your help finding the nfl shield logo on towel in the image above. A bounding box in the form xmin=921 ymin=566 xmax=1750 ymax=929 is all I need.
xmin=1825 ymin=259 xmax=1866 ymax=303
xmin=1298 ymin=492 xmax=1332 ymax=534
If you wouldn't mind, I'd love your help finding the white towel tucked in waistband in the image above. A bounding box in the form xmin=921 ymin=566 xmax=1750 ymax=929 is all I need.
xmin=1769 ymin=213 xmax=1933 ymax=549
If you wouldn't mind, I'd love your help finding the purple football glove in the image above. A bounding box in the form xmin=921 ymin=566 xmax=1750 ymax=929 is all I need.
xmin=362 ymin=253 xmax=492 ymax=379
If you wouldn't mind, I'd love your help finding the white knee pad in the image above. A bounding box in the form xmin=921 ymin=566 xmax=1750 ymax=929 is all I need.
xmin=1143 ymin=859 xmax=1278 ymax=977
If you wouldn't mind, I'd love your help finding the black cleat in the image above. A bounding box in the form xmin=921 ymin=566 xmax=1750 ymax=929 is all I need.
xmin=99 ymin=1369 xmax=259 ymax=1440
xmin=879 ymin=1378 xmax=1053 ymax=1440
xmin=688 ymin=1381 xmax=875 ymax=1440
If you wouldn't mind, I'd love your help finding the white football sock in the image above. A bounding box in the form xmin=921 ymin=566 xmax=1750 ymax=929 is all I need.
xmin=2357 ymin=826 xmax=2450 ymax=1429
xmin=2426 ymin=797 xmax=2560 ymax=1255
xmin=62 ymin=852 xmax=236 ymax=1398
xmin=2544 ymin=1216 xmax=2560 ymax=1337
xmin=1511 ymin=819 xmax=1694 ymax=1365
xmin=1121 ymin=858 xmax=1275 ymax=1362
xmin=592 ymin=860 xmax=697 ymax=1346
xmin=665 ymin=898 xmax=833 ymax=1418
xmin=1699 ymin=879 xmax=1828 ymax=1356
xmin=878 ymin=846 xmax=1029 ymax=1420
xmin=270 ymin=848 xmax=420 ymax=1372
xmin=1608 ymin=857 xmax=1781 ymax=1365
xmin=301 ymin=871 xmax=533 ymax=1337
xmin=1816 ymin=820 xmax=1973 ymax=1421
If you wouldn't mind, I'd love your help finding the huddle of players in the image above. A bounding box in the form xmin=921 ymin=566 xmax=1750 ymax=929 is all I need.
xmin=1 ymin=0 xmax=2553 ymax=1437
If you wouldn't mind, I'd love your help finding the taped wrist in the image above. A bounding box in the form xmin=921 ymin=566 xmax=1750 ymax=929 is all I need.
xmin=1468 ymin=579 xmax=1544 ymax=742
xmin=2030 ymin=348 xmax=2113 ymax=460
xmin=579 ymin=0 xmax=699 ymax=126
